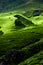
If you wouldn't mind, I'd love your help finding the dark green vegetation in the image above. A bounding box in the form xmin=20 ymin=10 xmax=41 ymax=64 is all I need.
xmin=23 ymin=9 xmax=43 ymax=18
xmin=0 ymin=0 xmax=43 ymax=65
xmin=0 ymin=0 xmax=43 ymax=12
xmin=14 ymin=14 xmax=34 ymax=29
xmin=0 ymin=0 xmax=29 ymax=12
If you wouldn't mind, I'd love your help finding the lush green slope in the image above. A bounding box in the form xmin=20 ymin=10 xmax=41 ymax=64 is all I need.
xmin=0 ymin=12 xmax=43 ymax=65
xmin=0 ymin=0 xmax=43 ymax=65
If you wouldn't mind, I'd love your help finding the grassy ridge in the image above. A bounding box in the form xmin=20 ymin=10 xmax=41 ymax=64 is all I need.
xmin=0 ymin=0 xmax=43 ymax=63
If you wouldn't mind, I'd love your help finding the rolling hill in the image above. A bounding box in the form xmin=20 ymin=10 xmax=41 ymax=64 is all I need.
xmin=0 ymin=0 xmax=43 ymax=65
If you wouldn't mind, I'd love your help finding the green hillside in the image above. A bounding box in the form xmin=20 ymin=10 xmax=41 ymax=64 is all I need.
xmin=0 ymin=0 xmax=43 ymax=65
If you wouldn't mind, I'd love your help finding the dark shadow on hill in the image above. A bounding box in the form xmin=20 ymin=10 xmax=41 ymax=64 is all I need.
xmin=14 ymin=14 xmax=34 ymax=29
xmin=0 ymin=26 xmax=3 ymax=35
xmin=23 ymin=9 xmax=43 ymax=18
xmin=14 ymin=19 xmax=25 ymax=29
xmin=0 ymin=37 xmax=43 ymax=65
xmin=0 ymin=41 xmax=43 ymax=65
xmin=33 ymin=9 xmax=43 ymax=16
xmin=0 ymin=30 xmax=4 ymax=35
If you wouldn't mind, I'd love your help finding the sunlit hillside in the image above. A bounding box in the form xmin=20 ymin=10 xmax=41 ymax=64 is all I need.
xmin=0 ymin=0 xmax=43 ymax=65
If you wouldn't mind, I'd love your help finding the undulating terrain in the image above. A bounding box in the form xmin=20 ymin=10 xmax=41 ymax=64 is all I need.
xmin=0 ymin=0 xmax=43 ymax=65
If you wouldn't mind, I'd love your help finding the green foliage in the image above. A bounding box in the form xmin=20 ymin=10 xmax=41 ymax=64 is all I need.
xmin=0 ymin=0 xmax=43 ymax=65
xmin=0 ymin=30 xmax=3 ymax=35
xmin=15 ymin=19 xmax=25 ymax=29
